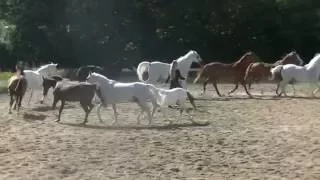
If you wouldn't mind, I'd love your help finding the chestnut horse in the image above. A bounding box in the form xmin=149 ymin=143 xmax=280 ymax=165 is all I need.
xmin=193 ymin=52 xmax=257 ymax=97
xmin=244 ymin=51 xmax=303 ymax=96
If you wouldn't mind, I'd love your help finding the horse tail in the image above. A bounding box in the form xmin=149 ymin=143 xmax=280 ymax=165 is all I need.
xmin=193 ymin=66 xmax=206 ymax=84
xmin=94 ymin=84 xmax=106 ymax=107
xmin=244 ymin=62 xmax=254 ymax=82
xmin=137 ymin=61 xmax=150 ymax=82
xmin=270 ymin=65 xmax=284 ymax=81
xmin=186 ymin=91 xmax=196 ymax=110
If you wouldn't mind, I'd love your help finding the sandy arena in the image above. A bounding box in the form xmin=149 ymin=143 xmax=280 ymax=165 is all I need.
xmin=0 ymin=81 xmax=319 ymax=179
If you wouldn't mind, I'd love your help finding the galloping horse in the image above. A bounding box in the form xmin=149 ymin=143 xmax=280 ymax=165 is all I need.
xmin=8 ymin=69 xmax=28 ymax=114
xmin=244 ymin=51 xmax=304 ymax=96
xmin=136 ymin=50 xmax=203 ymax=88
xmin=270 ymin=53 xmax=320 ymax=97
xmin=193 ymin=52 xmax=257 ymax=97
xmin=24 ymin=63 xmax=59 ymax=104
xmin=86 ymin=72 xmax=158 ymax=125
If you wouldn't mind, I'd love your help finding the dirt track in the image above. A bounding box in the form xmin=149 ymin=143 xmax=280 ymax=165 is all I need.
xmin=0 ymin=82 xmax=319 ymax=180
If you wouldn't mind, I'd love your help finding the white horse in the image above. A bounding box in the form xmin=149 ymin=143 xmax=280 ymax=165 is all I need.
xmin=86 ymin=72 xmax=158 ymax=125
xmin=149 ymin=86 xmax=197 ymax=124
xmin=136 ymin=50 xmax=203 ymax=88
xmin=24 ymin=63 xmax=59 ymax=104
xmin=270 ymin=53 xmax=320 ymax=96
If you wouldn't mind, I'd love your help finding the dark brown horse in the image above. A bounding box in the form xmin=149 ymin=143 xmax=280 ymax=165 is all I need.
xmin=244 ymin=51 xmax=303 ymax=95
xmin=8 ymin=72 xmax=28 ymax=114
xmin=193 ymin=52 xmax=257 ymax=97
xmin=52 ymin=81 xmax=104 ymax=124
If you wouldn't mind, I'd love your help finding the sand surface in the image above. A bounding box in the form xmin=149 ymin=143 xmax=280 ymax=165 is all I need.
xmin=0 ymin=82 xmax=319 ymax=180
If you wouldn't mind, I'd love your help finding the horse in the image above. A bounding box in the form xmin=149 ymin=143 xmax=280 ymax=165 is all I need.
xmin=86 ymin=72 xmax=158 ymax=125
xmin=52 ymin=81 xmax=104 ymax=124
xmin=8 ymin=72 xmax=28 ymax=114
xmin=193 ymin=52 xmax=257 ymax=97
xmin=244 ymin=51 xmax=304 ymax=96
xmin=24 ymin=63 xmax=59 ymax=104
xmin=76 ymin=65 xmax=104 ymax=81
xmin=41 ymin=75 xmax=63 ymax=104
xmin=270 ymin=53 xmax=320 ymax=97
xmin=136 ymin=50 xmax=203 ymax=88
xmin=149 ymin=86 xmax=197 ymax=124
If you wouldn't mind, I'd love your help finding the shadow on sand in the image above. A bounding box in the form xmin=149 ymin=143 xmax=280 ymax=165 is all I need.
xmin=23 ymin=112 xmax=47 ymax=121
xmin=195 ymin=95 xmax=281 ymax=102
xmin=60 ymin=121 xmax=211 ymax=130
xmin=31 ymin=104 xmax=76 ymax=112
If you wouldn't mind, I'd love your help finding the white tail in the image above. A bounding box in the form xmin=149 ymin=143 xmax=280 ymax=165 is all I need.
xmin=137 ymin=61 xmax=150 ymax=82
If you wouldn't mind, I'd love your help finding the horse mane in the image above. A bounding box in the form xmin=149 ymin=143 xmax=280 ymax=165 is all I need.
xmin=176 ymin=50 xmax=196 ymax=63
xmin=233 ymin=52 xmax=252 ymax=66
xmin=305 ymin=53 xmax=320 ymax=67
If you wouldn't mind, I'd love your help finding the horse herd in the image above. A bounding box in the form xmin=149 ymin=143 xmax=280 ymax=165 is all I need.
xmin=6 ymin=50 xmax=320 ymax=126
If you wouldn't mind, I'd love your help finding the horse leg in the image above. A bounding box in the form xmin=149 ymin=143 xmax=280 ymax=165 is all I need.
xmin=139 ymin=101 xmax=152 ymax=125
xmin=212 ymin=81 xmax=222 ymax=97
xmin=291 ymin=84 xmax=296 ymax=96
xmin=278 ymin=81 xmax=287 ymax=97
xmin=80 ymin=102 xmax=90 ymax=125
xmin=111 ymin=104 xmax=118 ymax=125
xmin=8 ymin=95 xmax=14 ymax=114
xmin=311 ymin=83 xmax=320 ymax=97
xmin=201 ymin=79 xmax=209 ymax=95
xmin=228 ymin=81 xmax=239 ymax=96
xmin=28 ymin=89 xmax=33 ymax=105
xmin=57 ymin=100 xmax=65 ymax=122
xmin=241 ymin=81 xmax=253 ymax=97
xmin=17 ymin=95 xmax=22 ymax=113
xmin=275 ymin=83 xmax=280 ymax=95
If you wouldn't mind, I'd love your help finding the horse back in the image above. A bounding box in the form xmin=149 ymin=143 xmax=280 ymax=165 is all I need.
xmin=53 ymin=82 xmax=96 ymax=101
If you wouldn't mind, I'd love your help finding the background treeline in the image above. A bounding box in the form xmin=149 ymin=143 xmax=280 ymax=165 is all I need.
xmin=0 ymin=0 xmax=319 ymax=76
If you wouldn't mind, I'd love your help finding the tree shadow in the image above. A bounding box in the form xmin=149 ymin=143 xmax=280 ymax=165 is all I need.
xmin=60 ymin=121 xmax=211 ymax=131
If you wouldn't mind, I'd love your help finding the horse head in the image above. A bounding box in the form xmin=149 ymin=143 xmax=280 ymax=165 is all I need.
xmin=189 ymin=50 xmax=203 ymax=65
xmin=281 ymin=51 xmax=304 ymax=66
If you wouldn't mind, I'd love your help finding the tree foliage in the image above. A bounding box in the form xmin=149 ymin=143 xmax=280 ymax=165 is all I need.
xmin=0 ymin=0 xmax=319 ymax=75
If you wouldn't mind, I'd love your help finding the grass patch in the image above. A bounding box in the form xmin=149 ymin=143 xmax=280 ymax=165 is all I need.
xmin=0 ymin=72 xmax=13 ymax=81
xmin=0 ymin=72 xmax=12 ymax=93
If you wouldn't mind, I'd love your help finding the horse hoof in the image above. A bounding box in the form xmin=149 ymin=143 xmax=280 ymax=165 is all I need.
xmin=8 ymin=111 xmax=12 ymax=114
xmin=54 ymin=119 xmax=60 ymax=122
xmin=40 ymin=100 xmax=43 ymax=104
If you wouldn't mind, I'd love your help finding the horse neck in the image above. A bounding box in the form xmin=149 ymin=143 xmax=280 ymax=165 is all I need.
xmin=36 ymin=66 xmax=51 ymax=76
xmin=177 ymin=56 xmax=194 ymax=74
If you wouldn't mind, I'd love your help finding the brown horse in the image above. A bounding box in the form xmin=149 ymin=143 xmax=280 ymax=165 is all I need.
xmin=52 ymin=81 xmax=104 ymax=124
xmin=193 ymin=52 xmax=257 ymax=97
xmin=244 ymin=51 xmax=303 ymax=95
xmin=8 ymin=72 xmax=28 ymax=114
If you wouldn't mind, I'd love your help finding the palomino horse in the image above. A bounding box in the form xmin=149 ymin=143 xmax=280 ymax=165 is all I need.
xmin=24 ymin=63 xmax=59 ymax=104
xmin=244 ymin=51 xmax=304 ymax=96
xmin=86 ymin=72 xmax=158 ymax=125
xmin=270 ymin=53 xmax=320 ymax=97
xmin=193 ymin=52 xmax=257 ymax=97
xmin=52 ymin=81 xmax=104 ymax=124
xmin=8 ymin=72 xmax=28 ymax=114
xmin=136 ymin=50 xmax=203 ymax=88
